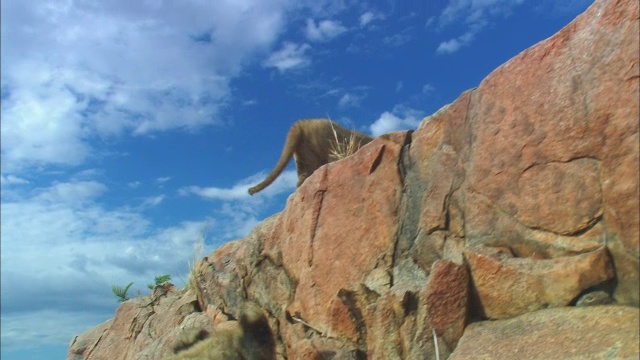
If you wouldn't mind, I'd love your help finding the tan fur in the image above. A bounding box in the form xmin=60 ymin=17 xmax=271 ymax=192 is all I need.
xmin=169 ymin=303 xmax=275 ymax=360
xmin=248 ymin=119 xmax=374 ymax=195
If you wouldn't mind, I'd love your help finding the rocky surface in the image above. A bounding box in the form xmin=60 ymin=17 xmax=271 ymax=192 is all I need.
xmin=464 ymin=244 xmax=614 ymax=319
xmin=450 ymin=306 xmax=640 ymax=360
xmin=69 ymin=0 xmax=639 ymax=358
xmin=68 ymin=284 xmax=213 ymax=360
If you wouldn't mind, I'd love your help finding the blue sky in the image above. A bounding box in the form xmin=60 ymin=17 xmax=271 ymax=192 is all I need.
xmin=1 ymin=0 xmax=592 ymax=358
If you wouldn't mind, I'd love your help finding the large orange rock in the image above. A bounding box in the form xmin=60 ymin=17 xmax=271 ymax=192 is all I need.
xmin=464 ymin=0 xmax=639 ymax=305
xmin=424 ymin=260 xmax=468 ymax=347
xmin=68 ymin=284 xmax=209 ymax=360
xmin=465 ymin=244 xmax=614 ymax=318
xmin=450 ymin=306 xmax=640 ymax=360
xmin=263 ymin=132 xmax=409 ymax=356
xmin=410 ymin=0 xmax=639 ymax=307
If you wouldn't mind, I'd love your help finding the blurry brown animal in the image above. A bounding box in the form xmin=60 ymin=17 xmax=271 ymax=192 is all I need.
xmin=169 ymin=303 xmax=275 ymax=360
xmin=248 ymin=119 xmax=373 ymax=195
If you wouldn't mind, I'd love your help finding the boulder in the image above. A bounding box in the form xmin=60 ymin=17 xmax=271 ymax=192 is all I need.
xmin=450 ymin=306 xmax=640 ymax=360
xmin=465 ymin=245 xmax=614 ymax=318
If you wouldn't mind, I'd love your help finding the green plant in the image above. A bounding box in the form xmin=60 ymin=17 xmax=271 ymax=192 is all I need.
xmin=112 ymin=282 xmax=134 ymax=303
xmin=148 ymin=274 xmax=172 ymax=290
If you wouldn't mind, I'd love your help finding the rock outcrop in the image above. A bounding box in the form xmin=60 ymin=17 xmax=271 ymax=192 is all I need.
xmin=69 ymin=0 xmax=639 ymax=358
xmin=450 ymin=306 xmax=640 ymax=360
xmin=68 ymin=284 xmax=214 ymax=360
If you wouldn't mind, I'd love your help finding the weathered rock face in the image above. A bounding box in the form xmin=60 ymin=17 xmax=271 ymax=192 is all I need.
xmin=68 ymin=284 xmax=212 ymax=360
xmin=450 ymin=306 xmax=640 ymax=360
xmin=69 ymin=0 xmax=639 ymax=358
xmin=464 ymin=244 xmax=614 ymax=319
xmin=267 ymin=132 xmax=406 ymax=346
xmin=460 ymin=0 xmax=639 ymax=307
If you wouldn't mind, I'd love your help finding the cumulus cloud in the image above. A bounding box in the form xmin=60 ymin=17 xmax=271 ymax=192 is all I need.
xmin=0 ymin=0 xmax=291 ymax=172
xmin=370 ymin=108 xmax=424 ymax=136
xmin=263 ymin=42 xmax=312 ymax=72
xmin=305 ymin=18 xmax=347 ymax=42
xmin=1 ymin=75 xmax=92 ymax=170
xmin=1 ymin=187 xmax=214 ymax=349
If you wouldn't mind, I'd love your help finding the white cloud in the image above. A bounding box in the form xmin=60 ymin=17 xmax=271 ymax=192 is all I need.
xmin=1 ymin=0 xmax=293 ymax=173
xmin=0 ymin=191 xmax=215 ymax=350
xmin=249 ymin=170 xmax=298 ymax=197
xmin=179 ymin=171 xmax=297 ymax=241
xmin=437 ymin=38 xmax=462 ymax=54
xmin=182 ymin=184 xmax=250 ymax=201
xmin=155 ymin=177 xmax=172 ymax=187
xmin=438 ymin=0 xmax=522 ymax=27
xmin=434 ymin=0 xmax=525 ymax=54
xmin=305 ymin=19 xmax=347 ymax=42
xmin=33 ymin=181 xmax=107 ymax=204
xmin=263 ymin=42 xmax=312 ymax=72
xmin=359 ymin=11 xmax=384 ymax=27
xmin=1 ymin=74 xmax=92 ymax=171
xmin=422 ymin=83 xmax=436 ymax=95
xmin=437 ymin=31 xmax=477 ymax=54
xmin=0 ymin=174 xmax=30 ymax=186
xmin=370 ymin=108 xmax=424 ymax=136
xmin=156 ymin=176 xmax=171 ymax=183
xmin=181 ymin=170 xmax=297 ymax=200
xmin=215 ymin=202 xmax=263 ymax=240
xmin=141 ymin=195 xmax=165 ymax=207
xmin=338 ymin=93 xmax=363 ymax=108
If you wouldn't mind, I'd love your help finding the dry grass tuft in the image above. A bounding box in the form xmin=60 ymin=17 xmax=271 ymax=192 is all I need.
xmin=329 ymin=121 xmax=365 ymax=160
xmin=185 ymin=236 xmax=204 ymax=292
